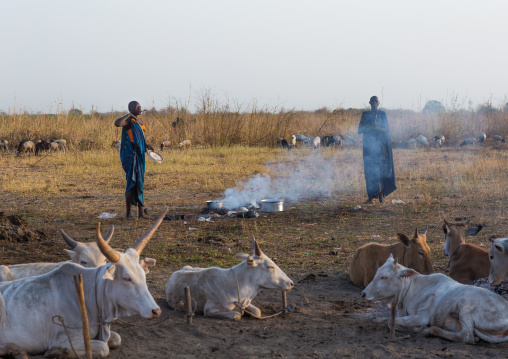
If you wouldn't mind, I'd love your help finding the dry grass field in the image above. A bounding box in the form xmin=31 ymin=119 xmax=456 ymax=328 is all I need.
xmin=1 ymin=108 xmax=508 ymax=358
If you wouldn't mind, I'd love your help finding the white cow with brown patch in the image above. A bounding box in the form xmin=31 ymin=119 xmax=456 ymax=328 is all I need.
xmin=362 ymin=255 xmax=508 ymax=343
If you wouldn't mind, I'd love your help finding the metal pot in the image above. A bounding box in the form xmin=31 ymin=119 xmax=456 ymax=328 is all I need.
xmin=260 ymin=199 xmax=284 ymax=212
xmin=206 ymin=200 xmax=223 ymax=210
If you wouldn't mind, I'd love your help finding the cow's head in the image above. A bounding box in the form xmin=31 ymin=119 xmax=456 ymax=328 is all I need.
xmin=60 ymin=226 xmax=114 ymax=267
xmin=442 ymin=219 xmax=483 ymax=256
xmin=488 ymin=236 xmax=508 ymax=285
xmin=235 ymin=236 xmax=294 ymax=292
xmin=361 ymin=254 xmax=418 ymax=302
xmin=96 ymin=208 xmax=167 ymax=319
xmin=398 ymin=227 xmax=434 ymax=275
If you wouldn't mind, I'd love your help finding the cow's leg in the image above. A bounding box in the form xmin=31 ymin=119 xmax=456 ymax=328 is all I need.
xmin=46 ymin=336 xmax=110 ymax=358
xmin=244 ymin=304 xmax=261 ymax=318
xmin=423 ymin=324 xmax=475 ymax=343
xmin=0 ymin=343 xmax=29 ymax=359
xmin=204 ymin=302 xmax=241 ymax=320
xmin=395 ymin=313 xmax=430 ymax=329
xmin=108 ymin=331 xmax=121 ymax=350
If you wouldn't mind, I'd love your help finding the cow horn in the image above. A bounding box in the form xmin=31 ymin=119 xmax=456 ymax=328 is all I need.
xmin=252 ymin=235 xmax=263 ymax=257
xmin=414 ymin=227 xmax=419 ymax=238
xmin=59 ymin=229 xmax=78 ymax=249
xmin=104 ymin=225 xmax=114 ymax=243
xmin=130 ymin=207 xmax=168 ymax=255
xmin=96 ymin=223 xmax=120 ymax=263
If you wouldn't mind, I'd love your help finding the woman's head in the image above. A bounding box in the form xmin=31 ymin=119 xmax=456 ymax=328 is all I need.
xmin=128 ymin=101 xmax=142 ymax=116
xmin=369 ymin=96 xmax=380 ymax=110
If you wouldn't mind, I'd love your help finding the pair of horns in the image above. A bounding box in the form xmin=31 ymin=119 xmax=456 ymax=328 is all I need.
xmin=96 ymin=207 xmax=168 ymax=263
xmin=60 ymin=226 xmax=114 ymax=249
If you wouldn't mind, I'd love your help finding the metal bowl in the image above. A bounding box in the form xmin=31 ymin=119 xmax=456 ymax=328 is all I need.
xmin=260 ymin=199 xmax=284 ymax=212
xmin=206 ymin=200 xmax=223 ymax=210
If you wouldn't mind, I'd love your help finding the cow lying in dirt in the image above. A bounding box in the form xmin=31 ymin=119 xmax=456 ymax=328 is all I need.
xmin=362 ymin=255 xmax=508 ymax=343
xmin=349 ymin=227 xmax=434 ymax=287
xmin=442 ymin=219 xmax=488 ymax=284
xmin=165 ymin=236 xmax=294 ymax=320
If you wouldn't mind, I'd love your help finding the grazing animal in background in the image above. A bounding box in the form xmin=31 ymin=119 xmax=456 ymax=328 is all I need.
xmin=408 ymin=138 xmax=417 ymax=148
xmin=416 ymin=135 xmax=429 ymax=146
xmin=348 ymin=227 xmax=434 ymax=287
xmin=15 ymin=140 xmax=35 ymax=156
xmin=111 ymin=140 xmax=121 ymax=150
xmin=293 ymin=134 xmax=311 ymax=145
xmin=51 ymin=139 xmax=67 ymax=152
xmin=35 ymin=140 xmax=51 ymax=156
xmin=178 ymin=139 xmax=191 ymax=149
xmin=0 ymin=210 xmax=166 ymax=358
xmin=442 ymin=219 xmax=487 ymax=284
xmin=290 ymin=135 xmax=296 ymax=147
xmin=160 ymin=140 xmax=171 ymax=151
xmin=166 ymin=237 xmax=294 ymax=321
xmin=0 ymin=226 xmax=115 ymax=282
xmin=433 ymin=135 xmax=445 ymax=147
xmin=79 ymin=138 xmax=95 ymax=150
xmin=339 ymin=134 xmax=356 ymax=146
xmin=479 ymin=132 xmax=487 ymax=144
xmin=172 ymin=117 xmax=184 ymax=129
xmin=362 ymin=255 xmax=508 ymax=344
xmin=311 ymin=136 xmax=320 ymax=149
xmin=460 ymin=137 xmax=476 ymax=146
xmin=488 ymin=236 xmax=508 ymax=285
xmin=281 ymin=138 xmax=290 ymax=150
xmin=493 ymin=135 xmax=505 ymax=143
xmin=0 ymin=140 xmax=8 ymax=152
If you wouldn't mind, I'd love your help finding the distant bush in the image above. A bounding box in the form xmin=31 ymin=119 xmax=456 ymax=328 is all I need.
xmin=422 ymin=100 xmax=445 ymax=114
xmin=68 ymin=108 xmax=83 ymax=115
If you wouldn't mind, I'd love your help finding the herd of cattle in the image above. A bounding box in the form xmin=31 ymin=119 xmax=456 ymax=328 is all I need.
xmin=2 ymin=209 xmax=508 ymax=356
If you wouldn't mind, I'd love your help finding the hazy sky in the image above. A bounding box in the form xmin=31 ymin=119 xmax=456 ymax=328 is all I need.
xmin=2 ymin=0 xmax=508 ymax=113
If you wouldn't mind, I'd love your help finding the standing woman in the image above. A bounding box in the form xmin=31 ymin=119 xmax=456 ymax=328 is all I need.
xmin=115 ymin=101 xmax=154 ymax=219
xmin=358 ymin=96 xmax=396 ymax=203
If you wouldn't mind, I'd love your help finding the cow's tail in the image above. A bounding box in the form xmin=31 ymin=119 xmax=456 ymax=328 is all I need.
xmin=474 ymin=328 xmax=508 ymax=343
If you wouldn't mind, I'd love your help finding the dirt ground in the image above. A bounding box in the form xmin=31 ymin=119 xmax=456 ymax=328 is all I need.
xmin=1 ymin=147 xmax=508 ymax=358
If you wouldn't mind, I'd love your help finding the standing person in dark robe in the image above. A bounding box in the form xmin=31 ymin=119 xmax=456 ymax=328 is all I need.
xmin=358 ymin=96 xmax=396 ymax=203
xmin=115 ymin=101 xmax=154 ymax=220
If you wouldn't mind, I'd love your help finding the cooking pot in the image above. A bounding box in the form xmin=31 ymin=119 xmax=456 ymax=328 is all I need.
xmin=260 ymin=199 xmax=284 ymax=212
xmin=206 ymin=200 xmax=223 ymax=210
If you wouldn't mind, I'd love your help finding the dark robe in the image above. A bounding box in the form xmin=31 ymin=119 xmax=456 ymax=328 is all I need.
xmin=120 ymin=120 xmax=146 ymax=206
xmin=358 ymin=110 xmax=396 ymax=198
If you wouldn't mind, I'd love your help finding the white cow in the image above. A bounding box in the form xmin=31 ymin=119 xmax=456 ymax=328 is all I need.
xmin=312 ymin=136 xmax=321 ymax=149
xmin=362 ymin=255 xmax=508 ymax=343
xmin=166 ymin=236 xmax=294 ymax=320
xmin=0 ymin=209 xmax=166 ymax=358
xmin=290 ymin=135 xmax=296 ymax=147
xmin=0 ymin=226 xmax=114 ymax=282
xmin=488 ymin=236 xmax=508 ymax=285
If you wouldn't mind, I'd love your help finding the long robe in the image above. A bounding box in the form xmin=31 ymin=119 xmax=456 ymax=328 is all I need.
xmin=120 ymin=120 xmax=146 ymax=206
xmin=358 ymin=110 xmax=396 ymax=198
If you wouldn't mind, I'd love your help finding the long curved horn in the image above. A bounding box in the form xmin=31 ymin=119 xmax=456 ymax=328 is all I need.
xmin=59 ymin=229 xmax=78 ymax=249
xmin=130 ymin=207 xmax=168 ymax=255
xmin=252 ymin=235 xmax=263 ymax=257
xmin=96 ymin=223 xmax=120 ymax=263
xmin=104 ymin=225 xmax=114 ymax=243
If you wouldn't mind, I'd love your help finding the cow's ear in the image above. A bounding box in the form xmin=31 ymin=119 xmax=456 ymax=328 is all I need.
xmin=103 ymin=265 xmax=116 ymax=280
xmin=140 ymin=258 xmax=156 ymax=274
xmin=494 ymin=244 xmax=505 ymax=253
xmin=489 ymin=236 xmax=497 ymax=243
xmin=397 ymin=233 xmax=410 ymax=247
xmin=466 ymin=224 xmax=484 ymax=237
xmin=236 ymin=254 xmax=250 ymax=261
xmin=398 ymin=268 xmax=418 ymax=278
xmin=65 ymin=249 xmax=76 ymax=261
xmin=246 ymin=256 xmax=255 ymax=266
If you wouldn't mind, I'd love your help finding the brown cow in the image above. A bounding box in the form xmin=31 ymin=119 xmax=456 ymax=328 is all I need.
xmin=442 ymin=219 xmax=488 ymax=284
xmin=349 ymin=227 xmax=434 ymax=287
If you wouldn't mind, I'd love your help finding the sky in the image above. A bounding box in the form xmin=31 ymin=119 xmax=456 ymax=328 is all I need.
xmin=2 ymin=0 xmax=508 ymax=114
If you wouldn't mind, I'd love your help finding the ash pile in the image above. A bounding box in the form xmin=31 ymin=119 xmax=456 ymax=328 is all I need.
xmin=200 ymin=203 xmax=260 ymax=219
xmin=471 ymin=278 xmax=508 ymax=301
xmin=0 ymin=212 xmax=49 ymax=242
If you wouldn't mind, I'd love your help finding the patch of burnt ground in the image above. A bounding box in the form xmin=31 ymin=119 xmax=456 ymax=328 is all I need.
xmin=0 ymin=212 xmax=49 ymax=242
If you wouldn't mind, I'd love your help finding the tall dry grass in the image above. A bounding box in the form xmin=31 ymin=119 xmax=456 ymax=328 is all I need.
xmin=1 ymin=97 xmax=508 ymax=150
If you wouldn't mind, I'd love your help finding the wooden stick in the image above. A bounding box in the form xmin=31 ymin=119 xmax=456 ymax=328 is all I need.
xmin=282 ymin=291 xmax=287 ymax=310
xmin=74 ymin=274 xmax=92 ymax=359
xmin=184 ymin=286 xmax=192 ymax=325
xmin=390 ymin=299 xmax=397 ymax=340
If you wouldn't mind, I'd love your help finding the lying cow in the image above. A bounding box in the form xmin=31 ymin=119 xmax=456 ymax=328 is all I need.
xmin=442 ymin=219 xmax=487 ymax=284
xmin=349 ymin=227 xmax=434 ymax=287
xmin=362 ymin=255 xmax=508 ymax=343
xmin=0 ymin=226 xmax=114 ymax=281
xmin=0 ymin=208 xmax=166 ymax=358
xmin=488 ymin=236 xmax=508 ymax=285
xmin=166 ymin=236 xmax=294 ymax=320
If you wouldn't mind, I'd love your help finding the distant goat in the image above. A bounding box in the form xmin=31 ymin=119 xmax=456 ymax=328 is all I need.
xmin=493 ymin=135 xmax=505 ymax=143
xmin=479 ymin=133 xmax=486 ymax=144
xmin=312 ymin=136 xmax=321 ymax=149
xmin=16 ymin=140 xmax=35 ymax=156
xmin=0 ymin=140 xmax=9 ymax=152
xmin=460 ymin=137 xmax=476 ymax=146
xmin=178 ymin=140 xmax=191 ymax=149
xmin=416 ymin=135 xmax=429 ymax=146
xmin=321 ymin=135 xmax=341 ymax=147
xmin=35 ymin=140 xmax=51 ymax=156
xmin=79 ymin=139 xmax=95 ymax=150
xmin=434 ymin=135 xmax=445 ymax=147
xmin=160 ymin=140 xmax=171 ymax=151
xmin=339 ymin=135 xmax=356 ymax=146
xmin=290 ymin=135 xmax=296 ymax=147
xmin=50 ymin=139 xmax=67 ymax=153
